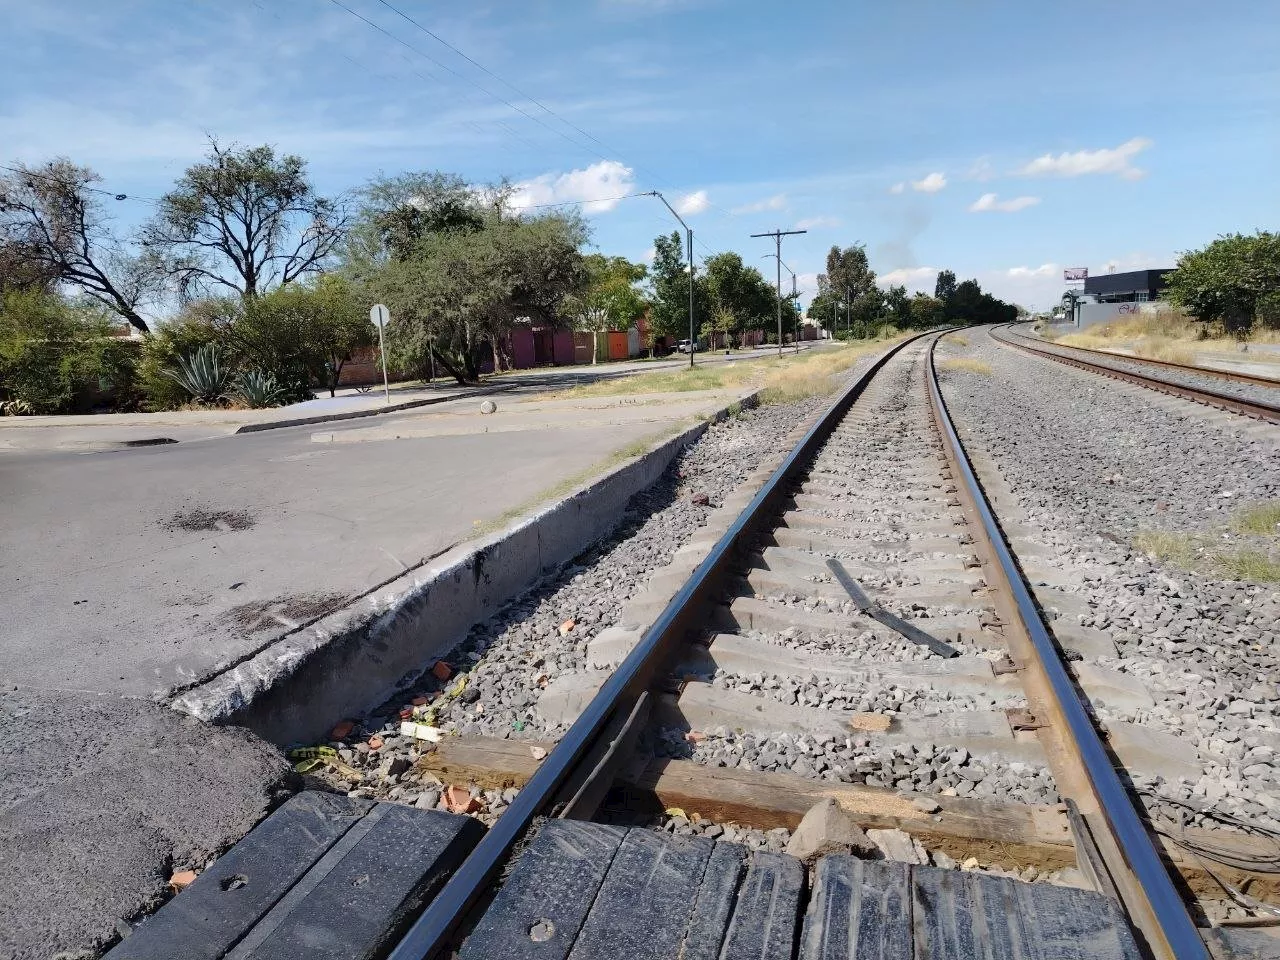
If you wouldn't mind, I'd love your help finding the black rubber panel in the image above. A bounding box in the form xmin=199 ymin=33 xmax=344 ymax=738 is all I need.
xmin=566 ymin=829 xmax=714 ymax=959
xmin=679 ymin=842 xmax=750 ymax=960
xmin=106 ymin=792 xmax=373 ymax=960
xmin=911 ymin=864 xmax=1142 ymax=960
xmin=719 ymin=850 xmax=806 ymax=960
xmin=105 ymin=792 xmax=483 ymax=960
xmin=459 ymin=820 xmax=625 ymax=960
xmin=230 ymin=803 xmax=484 ymax=959
xmin=800 ymin=856 xmax=912 ymax=960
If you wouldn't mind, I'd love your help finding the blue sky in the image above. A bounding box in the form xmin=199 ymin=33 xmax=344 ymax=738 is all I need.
xmin=2 ymin=0 xmax=1277 ymax=309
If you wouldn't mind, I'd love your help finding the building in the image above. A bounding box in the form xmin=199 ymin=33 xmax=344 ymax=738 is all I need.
xmin=1083 ymin=269 xmax=1170 ymax=304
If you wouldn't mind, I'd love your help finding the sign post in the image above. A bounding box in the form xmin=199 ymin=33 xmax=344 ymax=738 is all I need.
xmin=369 ymin=304 xmax=391 ymax=404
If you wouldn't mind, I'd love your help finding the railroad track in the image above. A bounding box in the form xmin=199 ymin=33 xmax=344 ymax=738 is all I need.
xmin=385 ymin=332 xmax=1263 ymax=960
xmin=112 ymin=331 xmax=1277 ymax=960
xmin=990 ymin=323 xmax=1280 ymax=424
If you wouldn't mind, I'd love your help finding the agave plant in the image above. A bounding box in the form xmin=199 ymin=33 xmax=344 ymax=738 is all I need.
xmin=232 ymin=369 xmax=287 ymax=409
xmin=164 ymin=343 xmax=231 ymax=405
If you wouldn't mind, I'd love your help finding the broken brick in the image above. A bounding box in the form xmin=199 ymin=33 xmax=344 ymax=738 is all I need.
xmin=368 ymin=735 xmax=384 ymax=751
xmin=684 ymin=731 xmax=706 ymax=743
xmin=432 ymin=661 xmax=453 ymax=681
xmin=558 ymin=618 xmax=576 ymax=636
xmin=329 ymin=720 xmax=355 ymax=740
xmin=445 ymin=785 xmax=480 ymax=814
xmin=691 ymin=492 xmax=710 ymax=506
xmin=169 ymin=870 xmax=198 ymax=892
xmin=411 ymin=695 xmax=430 ymax=706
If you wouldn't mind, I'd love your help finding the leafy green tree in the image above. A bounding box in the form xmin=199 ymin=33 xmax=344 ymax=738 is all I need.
xmin=144 ymin=139 xmax=348 ymax=301
xmin=236 ymin=275 xmax=374 ymax=397
xmin=934 ymin=269 xmax=957 ymax=305
xmin=564 ymin=254 xmax=647 ymax=362
xmin=950 ymin=279 xmax=985 ymax=323
xmin=362 ymin=209 xmax=587 ymax=384
xmin=646 ymin=231 xmax=708 ymax=348
xmin=884 ymin=284 xmax=912 ymax=327
xmin=0 ymin=289 xmax=134 ymax=414
xmin=702 ymin=252 xmax=775 ymax=344
xmin=0 ymin=160 xmax=162 ymax=332
xmin=811 ymin=244 xmax=879 ymax=336
xmin=910 ymin=294 xmax=947 ymax=329
xmin=1164 ymin=232 xmax=1280 ymax=335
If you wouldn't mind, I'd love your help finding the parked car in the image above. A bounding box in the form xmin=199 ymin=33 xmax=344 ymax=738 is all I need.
xmin=676 ymin=339 xmax=699 ymax=353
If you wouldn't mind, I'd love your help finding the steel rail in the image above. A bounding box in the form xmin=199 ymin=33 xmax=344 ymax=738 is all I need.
xmin=387 ymin=330 xmax=940 ymax=960
xmin=991 ymin=324 xmax=1280 ymax=424
xmin=926 ymin=333 xmax=1209 ymax=960
xmin=1004 ymin=324 xmax=1280 ymax=389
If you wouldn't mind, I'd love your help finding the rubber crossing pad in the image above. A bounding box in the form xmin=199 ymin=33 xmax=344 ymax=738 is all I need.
xmin=105 ymin=791 xmax=483 ymax=960
xmin=463 ymin=825 xmax=1142 ymax=960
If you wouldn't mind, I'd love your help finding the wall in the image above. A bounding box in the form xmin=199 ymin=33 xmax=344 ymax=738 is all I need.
xmin=1076 ymin=301 xmax=1161 ymax=331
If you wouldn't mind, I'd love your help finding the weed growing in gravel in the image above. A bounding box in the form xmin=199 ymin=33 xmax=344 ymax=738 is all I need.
xmin=947 ymin=334 xmax=970 ymax=347
xmin=1133 ymin=530 xmax=1280 ymax=582
xmin=1232 ymin=502 xmax=1280 ymax=537
xmin=938 ymin=357 xmax=993 ymax=376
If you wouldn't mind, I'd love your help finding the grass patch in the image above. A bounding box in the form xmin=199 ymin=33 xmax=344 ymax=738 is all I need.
xmin=938 ymin=357 xmax=993 ymax=376
xmin=1132 ymin=530 xmax=1280 ymax=582
xmin=548 ymin=337 xmax=903 ymax=405
xmin=1232 ymin=501 xmax=1280 ymax=537
xmin=947 ymin=333 xmax=970 ymax=347
xmin=1052 ymin=308 xmax=1280 ymax=368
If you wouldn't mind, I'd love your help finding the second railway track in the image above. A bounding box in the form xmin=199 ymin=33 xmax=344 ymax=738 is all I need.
xmin=990 ymin=323 xmax=1280 ymax=424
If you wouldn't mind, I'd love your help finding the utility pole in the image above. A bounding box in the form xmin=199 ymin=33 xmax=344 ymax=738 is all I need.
xmin=751 ymin=228 xmax=806 ymax=356
xmin=846 ymin=287 xmax=852 ymax=338
xmin=648 ymin=192 xmax=696 ymax=368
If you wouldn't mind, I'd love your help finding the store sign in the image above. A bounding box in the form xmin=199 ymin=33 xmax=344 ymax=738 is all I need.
xmin=1063 ymin=267 xmax=1088 ymax=282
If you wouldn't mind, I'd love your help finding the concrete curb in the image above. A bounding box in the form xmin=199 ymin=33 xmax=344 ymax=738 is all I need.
xmin=233 ymin=391 xmax=480 ymax=434
xmin=170 ymin=389 xmax=763 ymax=745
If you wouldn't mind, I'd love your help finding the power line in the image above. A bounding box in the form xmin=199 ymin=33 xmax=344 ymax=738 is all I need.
xmin=0 ymin=162 xmax=159 ymax=205
xmin=324 ymin=0 xmax=613 ymax=169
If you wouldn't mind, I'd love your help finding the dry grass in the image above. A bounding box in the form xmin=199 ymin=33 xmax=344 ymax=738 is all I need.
xmin=1132 ymin=530 xmax=1280 ymax=583
xmin=938 ymin=357 xmax=993 ymax=376
xmin=1054 ymin=308 xmax=1280 ymax=367
xmin=547 ymin=337 xmax=903 ymax=405
xmin=1232 ymin=501 xmax=1280 ymax=537
xmin=947 ymin=334 xmax=970 ymax=347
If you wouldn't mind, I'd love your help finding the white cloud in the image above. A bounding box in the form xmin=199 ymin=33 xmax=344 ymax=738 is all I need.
xmin=731 ymin=193 xmax=786 ymax=214
xmin=1017 ymin=137 xmax=1152 ymax=180
xmin=794 ymin=215 xmax=840 ymax=230
xmin=1003 ymin=263 xmax=1059 ymax=279
xmin=509 ymin=160 xmax=637 ymax=214
xmin=877 ymin=267 xmax=938 ymax=294
xmin=965 ymin=157 xmax=996 ymax=181
xmin=889 ymin=182 xmax=905 ymax=194
xmin=641 ymin=246 xmax=656 ymax=263
xmin=968 ymin=192 xmax=1041 ymax=213
xmin=676 ymin=189 xmax=710 ymax=215
xmin=911 ymin=172 xmax=947 ymax=193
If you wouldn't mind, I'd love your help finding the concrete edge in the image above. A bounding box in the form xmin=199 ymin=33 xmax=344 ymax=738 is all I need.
xmin=169 ymin=389 xmax=763 ymax=745
xmin=233 ymin=391 xmax=478 ymax=434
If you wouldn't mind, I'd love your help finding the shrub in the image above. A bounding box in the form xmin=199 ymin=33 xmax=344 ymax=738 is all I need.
xmin=232 ymin=368 xmax=287 ymax=408
xmin=164 ymin=343 xmax=232 ymax=406
xmin=0 ymin=289 xmax=133 ymax=414
xmin=137 ymin=315 xmax=225 ymax=410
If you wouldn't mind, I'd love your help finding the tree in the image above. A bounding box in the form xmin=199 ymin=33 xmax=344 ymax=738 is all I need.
xmin=0 ymin=289 xmax=134 ymax=414
xmin=346 ymin=171 xmax=486 ymax=267
xmin=1164 ymin=232 xmax=1280 ymax=336
xmin=360 ymin=206 xmax=588 ymax=384
xmin=884 ymin=284 xmax=912 ymax=327
xmin=702 ymin=252 xmax=775 ymax=344
xmin=144 ymin=140 xmax=349 ymax=301
xmin=0 ymin=239 xmax=59 ymax=293
xmin=0 ymin=160 xmax=161 ymax=333
xmin=646 ymin=231 xmax=707 ymax=348
xmin=564 ymin=254 xmax=647 ymax=362
xmin=934 ymin=269 xmax=957 ymax=304
xmin=950 ymin=279 xmax=985 ymax=323
xmin=811 ymin=244 xmax=879 ymax=336
xmin=910 ymin=294 xmax=946 ymax=329
xmin=235 ymin=276 xmax=374 ymax=397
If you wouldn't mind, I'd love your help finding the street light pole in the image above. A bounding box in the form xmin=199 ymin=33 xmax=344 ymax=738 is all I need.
xmin=648 ymin=192 xmax=696 ymax=369
xmin=760 ymin=252 xmax=798 ymax=354
xmin=751 ymin=228 xmax=806 ymax=356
